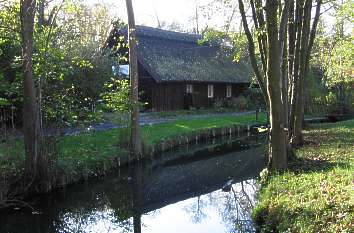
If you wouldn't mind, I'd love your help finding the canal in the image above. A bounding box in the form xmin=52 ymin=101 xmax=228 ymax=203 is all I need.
xmin=0 ymin=133 xmax=267 ymax=233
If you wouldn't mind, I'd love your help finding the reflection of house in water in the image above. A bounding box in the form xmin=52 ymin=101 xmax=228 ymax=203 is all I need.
xmin=129 ymin=134 xmax=265 ymax=232
xmin=134 ymin=138 xmax=265 ymax=213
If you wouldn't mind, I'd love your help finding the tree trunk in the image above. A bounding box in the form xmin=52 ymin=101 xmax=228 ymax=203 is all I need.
xmin=238 ymin=0 xmax=268 ymax=108
xmin=250 ymin=0 xmax=267 ymax=75
xmin=289 ymin=0 xmax=304 ymax=139
xmin=125 ymin=0 xmax=142 ymax=158
xmin=255 ymin=0 xmax=268 ymax=71
xmin=132 ymin=163 xmax=143 ymax=233
xmin=287 ymin=0 xmax=295 ymax=120
xmin=265 ymin=0 xmax=287 ymax=170
xmin=292 ymin=0 xmax=311 ymax=146
xmin=37 ymin=0 xmax=45 ymax=27
xmin=20 ymin=0 xmax=42 ymax=183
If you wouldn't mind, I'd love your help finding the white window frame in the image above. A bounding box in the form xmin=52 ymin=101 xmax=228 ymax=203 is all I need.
xmin=207 ymin=84 xmax=214 ymax=98
xmin=226 ymin=85 xmax=232 ymax=98
xmin=186 ymin=84 xmax=193 ymax=93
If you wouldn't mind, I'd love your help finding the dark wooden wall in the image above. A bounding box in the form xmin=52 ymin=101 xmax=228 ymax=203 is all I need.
xmin=139 ymin=78 xmax=249 ymax=112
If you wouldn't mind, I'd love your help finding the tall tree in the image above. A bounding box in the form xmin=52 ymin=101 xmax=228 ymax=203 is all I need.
xmin=239 ymin=0 xmax=288 ymax=169
xmin=20 ymin=0 xmax=43 ymax=184
xmin=237 ymin=0 xmax=322 ymax=169
xmin=125 ymin=0 xmax=142 ymax=157
xmin=290 ymin=0 xmax=322 ymax=145
xmin=238 ymin=0 xmax=268 ymax=104
xmin=265 ymin=0 xmax=288 ymax=170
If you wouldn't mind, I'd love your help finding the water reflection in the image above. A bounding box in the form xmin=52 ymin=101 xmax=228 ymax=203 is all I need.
xmin=138 ymin=180 xmax=257 ymax=233
xmin=0 ymin=134 xmax=265 ymax=233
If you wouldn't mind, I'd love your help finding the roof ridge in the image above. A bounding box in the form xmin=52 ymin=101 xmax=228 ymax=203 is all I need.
xmin=134 ymin=25 xmax=202 ymax=43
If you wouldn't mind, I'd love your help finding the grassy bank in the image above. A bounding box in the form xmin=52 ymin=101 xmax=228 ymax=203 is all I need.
xmin=0 ymin=112 xmax=266 ymax=180
xmin=253 ymin=119 xmax=354 ymax=232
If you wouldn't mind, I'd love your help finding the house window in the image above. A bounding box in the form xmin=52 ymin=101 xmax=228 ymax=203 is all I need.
xmin=186 ymin=84 xmax=193 ymax=93
xmin=226 ymin=85 xmax=232 ymax=98
xmin=208 ymin=84 xmax=214 ymax=98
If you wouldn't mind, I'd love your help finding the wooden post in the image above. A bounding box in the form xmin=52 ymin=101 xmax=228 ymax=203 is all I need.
xmin=125 ymin=0 xmax=142 ymax=158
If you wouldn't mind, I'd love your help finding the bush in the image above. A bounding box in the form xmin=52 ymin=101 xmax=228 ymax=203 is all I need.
xmin=212 ymin=98 xmax=226 ymax=111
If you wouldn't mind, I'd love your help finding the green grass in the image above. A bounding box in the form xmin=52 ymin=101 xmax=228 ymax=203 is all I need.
xmin=142 ymin=112 xmax=266 ymax=144
xmin=253 ymin=119 xmax=354 ymax=233
xmin=142 ymin=108 xmax=249 ymax=118
xmin=0 ymin=112 xmax=266 ymax=178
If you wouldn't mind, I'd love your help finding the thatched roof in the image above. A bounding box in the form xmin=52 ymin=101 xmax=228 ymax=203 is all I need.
xmin=108 ymin=25 xmax=251 ymax=84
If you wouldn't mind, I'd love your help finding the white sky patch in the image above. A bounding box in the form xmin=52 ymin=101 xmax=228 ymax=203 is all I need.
xmin=85 ymin=0 xmax=197 ymax=28
xmin=84 ymin=0 xmax=339 ymax=34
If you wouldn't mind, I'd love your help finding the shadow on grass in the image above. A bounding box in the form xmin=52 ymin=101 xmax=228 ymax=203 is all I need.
xmin=287 ymin=155 xmax=346 ymax=174
xmin=253 ymin=202 xmax=339 ymax=233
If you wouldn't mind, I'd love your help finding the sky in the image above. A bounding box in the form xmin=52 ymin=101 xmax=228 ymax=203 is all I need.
xmin=84 ymin=0 xmax=340 ymax=34
xmin=86 ymin=0 xmax=200 ymax=29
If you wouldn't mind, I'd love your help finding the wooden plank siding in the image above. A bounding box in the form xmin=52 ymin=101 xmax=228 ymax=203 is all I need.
xmin=139 ymin=77 xmax=249 ymax=112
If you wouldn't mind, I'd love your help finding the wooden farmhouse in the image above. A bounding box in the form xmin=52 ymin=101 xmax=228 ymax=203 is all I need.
xmin=107 ymin=26 xmax=251 ymax=111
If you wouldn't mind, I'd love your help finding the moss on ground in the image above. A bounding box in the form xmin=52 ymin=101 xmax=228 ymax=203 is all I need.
xmin=253 ymin=119 xmax=354 ymax=233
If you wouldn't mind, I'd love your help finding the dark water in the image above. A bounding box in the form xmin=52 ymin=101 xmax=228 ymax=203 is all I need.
xmin=0 ymin=134 xmax=266 ymax=233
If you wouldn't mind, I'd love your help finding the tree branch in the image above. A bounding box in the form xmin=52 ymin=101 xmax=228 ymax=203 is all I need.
xmin=238 ymin=0 xmax=267 ymax=101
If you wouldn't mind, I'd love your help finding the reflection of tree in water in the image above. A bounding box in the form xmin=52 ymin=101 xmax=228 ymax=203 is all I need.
xmin=182 ymin=179 xmax=258 ymax=233
xmin=50 ymin=189 xmax=135 ymax=233
xmin=219 ymin=180 xmax=258 ymax=233
xmin=55 ymin=202 xmax=134 ymax=233
xmin=183 ymin=195 xmax=209 ymax=223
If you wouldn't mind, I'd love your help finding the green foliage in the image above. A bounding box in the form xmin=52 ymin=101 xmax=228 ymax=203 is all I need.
xmin=326 ymin=35 xmax=353 ymax=86
xmin=0 ymin=98 xmax=10 ymax=107
xmin=0 ymin=0 xmax=125 ymax=126
xmin=228 ymin=96 xmax=249 ymax=110
xmin=32 ymin=1 xmax=117 ymax=125
xmin=210 ymin=88 xmax=264 ymax=111
xmin=229 ymin=32 xmax=249 ymax=62
xmin=253 ymin=119 xmax=354 ymax=232
xmin=199 ymin=28 xmax=225 ymax=45
xmin=101 ymin=79 xmax=131 ymax=113
xmin=200 ymin=28 xmax=249 ymax=63
xmin=310 ymin=0 xmax=354 ymax=115
xmin=0 ymin=0 xmax=22 ymax=124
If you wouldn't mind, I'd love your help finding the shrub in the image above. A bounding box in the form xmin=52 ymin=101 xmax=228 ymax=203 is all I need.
xmin=212 ymin=98 xmax=226 ymax=110
xmin=227 ymin=95 xmax=249 ymax=111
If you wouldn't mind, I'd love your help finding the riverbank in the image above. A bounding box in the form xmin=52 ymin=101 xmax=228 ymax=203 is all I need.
xmin=253 ymin=119 xmax=354 ymax=232
xmin=0 ymin=112 xmax=266 ymax=204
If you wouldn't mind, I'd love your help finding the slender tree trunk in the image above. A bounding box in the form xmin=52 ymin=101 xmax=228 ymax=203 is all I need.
xmin=279 ymin=0 xmax=291 ymax=155
xmin=255 ymin=0 xmax=268 ymax=70
xmin=37 ymin=0 xmax=45 ymax=27
xmin=292 ymin=0 xmax=311 ymax=146
xmin=132 ymin=163 xmax=143 ymax=233
xmin=250 ymin=0 xmax=267 ymax=75
xmin=289 ymin=0 xmax=304 ymax=139
xmin=279 ymin=0 xmax=290 ymax=115
xmin=238 ymin=0 xmax=268 ymax=109
xmin=265 ymin=0 xmax=287 ymax=170
xmin=291 ymin=0 xmax=322 ymax=145
xmin=126 ymin=0 xmax=142 ymax=158
xmin=20 ymin=0 xmax=42 ymax=182
xmin=288 ymin=0 xmax=295 ymax=120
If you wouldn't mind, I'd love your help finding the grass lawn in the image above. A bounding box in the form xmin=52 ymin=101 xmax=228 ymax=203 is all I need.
xmin=0 ymin=112 xmax=266 ymax=178
xmin=253 ymin=119 xmax=354 ymax=232
xmin=141 ymin=108 xmax=252 ymax=118
xmin=142 ymin=112 xmax=266 ymax=144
